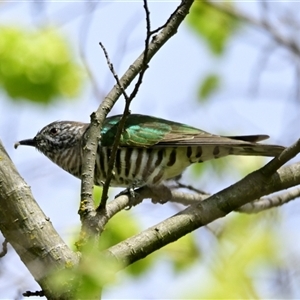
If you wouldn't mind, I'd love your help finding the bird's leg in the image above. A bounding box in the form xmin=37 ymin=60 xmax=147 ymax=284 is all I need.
xmin=115 ymin=187 xmax=136 ymax=197
xmin=114 ymin=187 xmax=134 ymax=198
xmin=115 ymin=184 xmax=173 ymax=209
xmin=114 ymin=181 xmax=145 ymax=209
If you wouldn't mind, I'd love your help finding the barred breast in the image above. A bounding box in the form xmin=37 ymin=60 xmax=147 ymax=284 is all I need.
xmin=93 ymin=145 xmax=241 ymax=188
xmin=55 ymin=143 xmax=278 ymax=188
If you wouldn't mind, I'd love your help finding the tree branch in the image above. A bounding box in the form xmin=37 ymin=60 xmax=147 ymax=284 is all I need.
xmin=98 ymin=0 xmax=153 ymax=209
xmin=0 ymin=140 xmax=79 ymax=299
xmin=206 ymin=1 xmax=300 ymax=56
xmin=79 ymin=0 xmax=195 ymax=240
xmin=104 ymin=160 xmax=300 ymax=269
xmin=237 ymin=186 xmax=300 ymax=213
xmin=261 ymin=137 xmax=300 ymax=176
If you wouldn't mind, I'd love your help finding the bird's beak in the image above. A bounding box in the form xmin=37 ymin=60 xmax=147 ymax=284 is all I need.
xmin=14 ymin=138 xmax=36 ymax=149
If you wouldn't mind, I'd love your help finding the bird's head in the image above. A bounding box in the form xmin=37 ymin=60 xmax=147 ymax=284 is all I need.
xmin=15 ymin=121 xmax=88 ymax=160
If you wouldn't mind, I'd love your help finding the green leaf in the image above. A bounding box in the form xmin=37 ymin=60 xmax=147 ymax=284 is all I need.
xmin=198 ymin=73 xmax=220 ymax=101
xmin=0 ymin=27 xmax=84 ymax=104
xmin=91 ymin=186 xmax=156 ymax=277
xmin=50 ymin=242 xmax=120 ymax=299
xmin=93 ymin=186 xmax=103 ymax=207
xmin=187 ymin=1 xmax=239 ymax=55
xmin=100 ymin=210 xmax=155 ymax=277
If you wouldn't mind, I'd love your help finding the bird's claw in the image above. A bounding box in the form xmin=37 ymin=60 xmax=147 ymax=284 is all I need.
xmin=115 ymin=186 xmax=143 ymax=209
xmin=129 ymin=187 xmax=136 ymax=199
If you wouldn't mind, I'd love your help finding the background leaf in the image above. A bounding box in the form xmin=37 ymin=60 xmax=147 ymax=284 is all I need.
xmin=0 ymin=27 xmax=84 ymax=104
xmin=187 ymin=1 xmax=239 ymax=55
xmin=198 ymin=73 xmax=220 ymax=101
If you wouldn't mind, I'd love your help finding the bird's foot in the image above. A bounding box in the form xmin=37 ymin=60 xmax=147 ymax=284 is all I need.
xmin=148 ymin=184 xmax=172 ymax=205
xmin=114 ymin=184 xmax=173 ymax=209
xmin=114 ymin=186 xmax=144 ymax=209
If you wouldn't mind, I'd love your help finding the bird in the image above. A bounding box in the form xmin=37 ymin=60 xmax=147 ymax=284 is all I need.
xmin=14 ymin=114 xmax=285 ymax=189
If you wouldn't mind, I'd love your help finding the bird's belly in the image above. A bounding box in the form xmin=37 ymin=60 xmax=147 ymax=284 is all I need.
xmin=94 ymin=147 xmax=192 ymax=188
xmin=93 ymin=145 xmax=233 ymax=188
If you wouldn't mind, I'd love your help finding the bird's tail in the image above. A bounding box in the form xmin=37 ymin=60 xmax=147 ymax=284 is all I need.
xmin=224 ymin=135 xmax=285 ymax=157
xmin=227 ymin=143 xmax=285 ymax=157
xmin=187 ymin=142 xmax=285 ymax=163
xmin=159 ymin=134 xmax=285 ymax=162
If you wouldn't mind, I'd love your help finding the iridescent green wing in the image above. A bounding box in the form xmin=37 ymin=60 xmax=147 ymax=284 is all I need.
xmin=101 ymin=114 xmax=270 ymax=148
xmin=101 ymin=114 xmax=201 ymax=148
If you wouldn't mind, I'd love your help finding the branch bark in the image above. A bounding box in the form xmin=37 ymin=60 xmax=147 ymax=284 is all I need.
xmin=105 ymin=160 xmax=300 ymax=268
xmin=0 ymin=140 xmax=79 ymax=299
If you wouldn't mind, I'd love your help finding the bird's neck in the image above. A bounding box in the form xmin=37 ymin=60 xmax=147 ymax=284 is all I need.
xmin=48 ymin=141 xmax=84 ymax=179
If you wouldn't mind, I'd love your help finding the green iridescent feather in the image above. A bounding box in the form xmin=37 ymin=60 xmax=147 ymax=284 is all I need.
xmin=100 ymin=114 xmax=203 ymax=148
xmin=100 ymin=114 xmax=269 ymax=148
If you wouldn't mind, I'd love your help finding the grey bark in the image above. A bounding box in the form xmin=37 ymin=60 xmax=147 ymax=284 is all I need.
xmin=0 ymin=140 xmax=79 ymax=299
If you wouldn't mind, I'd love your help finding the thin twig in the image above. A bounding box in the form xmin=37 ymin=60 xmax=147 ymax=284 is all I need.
xmin=98 ymin=42 xmax=131 ymax=209
xmin=99 ymin=42 xmax=130 ymax=102
xmin=237 ymin=186 xmax=300 ymax=213
xmin=206 ymin=1 xmax=300 ymax=56
xmin=98 ymin=0 xmax=153 ymax=209
xmin=149 ymin=3 xmax=180 ymax=35
xmin=261 ymin=138 xmax=300 ymax=176
xmin=23 ymin=290 xmax=45 ymax=297
xmin=173 ymin=181 xmax=210 ymax=195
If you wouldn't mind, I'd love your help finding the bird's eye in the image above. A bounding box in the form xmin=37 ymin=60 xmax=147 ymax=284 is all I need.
xmin=49 ymin=127 xmax=58 ymax=135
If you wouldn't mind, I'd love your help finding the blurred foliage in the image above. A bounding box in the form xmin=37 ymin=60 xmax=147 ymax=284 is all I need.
xmin=187 ymin=1 xmax=239 ymax=101
xmin=198 ymin=73 xmax=220 ymax=101
xmin=0 ymin=27 xmax=83 ymax=104
xmin=187 ymin=1 xmax=239 ymax=55
xmin=92 ymin=187 xmax=200 ymax=277
xmin=93 ymin=186 xmax=104 ymax=207
xmin=100 ymin=210 xmax=156 ymax=277
xmin=51 ymin=241 xmax=121 ymax=299
xmin=92 ymin=186 xmax=155 ymax=277
xmin=162 ymin=233 xmax=201 ymax=272
xmin=184 ymin=212 xmax=282 ymax=299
